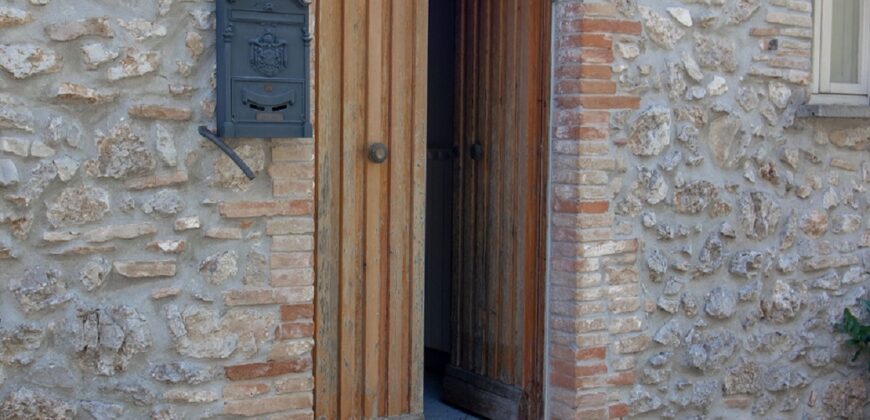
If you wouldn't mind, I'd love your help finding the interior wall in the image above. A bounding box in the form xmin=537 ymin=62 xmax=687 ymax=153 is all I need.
xmin=424 ymin=0 xmax=457 ymax=355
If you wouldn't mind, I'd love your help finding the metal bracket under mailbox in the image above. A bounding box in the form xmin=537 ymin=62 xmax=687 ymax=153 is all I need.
xmin=198 ymin=126 xmax=256 ymax=180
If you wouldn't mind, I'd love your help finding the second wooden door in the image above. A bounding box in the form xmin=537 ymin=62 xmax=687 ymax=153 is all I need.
xmin=444 ymin=0 xmax=551 ymax=418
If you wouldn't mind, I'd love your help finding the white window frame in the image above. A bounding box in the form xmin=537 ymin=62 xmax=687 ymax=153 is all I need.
xmin=812 ymin=0 xmax=870 ymax=104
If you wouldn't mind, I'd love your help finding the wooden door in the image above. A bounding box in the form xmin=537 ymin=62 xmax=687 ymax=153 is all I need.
xmin=445 ymin=0 xmax=551 ymax=418
xmin=314 ymin=1 xmax=428 ymax=419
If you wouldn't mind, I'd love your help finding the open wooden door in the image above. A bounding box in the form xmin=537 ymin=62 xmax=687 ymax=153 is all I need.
xmin=315 ymin=1 xmax=428 ymax=419
xmin=444 ymin=0 xmax=551 ymax=418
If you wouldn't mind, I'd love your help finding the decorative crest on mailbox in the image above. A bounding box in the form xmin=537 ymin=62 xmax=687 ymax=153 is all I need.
xmin=250 ymin=29 xmax=287 ymax=77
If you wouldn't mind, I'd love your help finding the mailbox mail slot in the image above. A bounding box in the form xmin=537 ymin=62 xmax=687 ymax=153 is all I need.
xmin=215 ymin=0 xmax=312 ymax=139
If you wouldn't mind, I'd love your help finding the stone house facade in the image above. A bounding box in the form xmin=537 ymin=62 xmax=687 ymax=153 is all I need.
xmin=0 ymin=0 xmax=866 ymax=419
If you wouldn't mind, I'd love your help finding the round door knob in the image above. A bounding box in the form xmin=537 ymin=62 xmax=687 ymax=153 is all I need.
xmin=368 ymin=143 xmax=388 ymax=163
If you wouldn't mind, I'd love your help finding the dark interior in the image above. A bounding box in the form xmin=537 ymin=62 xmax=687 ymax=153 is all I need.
xmin=424 ymin=0 xmax=473 ymax=418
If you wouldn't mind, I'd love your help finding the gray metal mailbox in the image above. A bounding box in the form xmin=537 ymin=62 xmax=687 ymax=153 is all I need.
xmin=201 ymin=0 xmax=311 ymax=179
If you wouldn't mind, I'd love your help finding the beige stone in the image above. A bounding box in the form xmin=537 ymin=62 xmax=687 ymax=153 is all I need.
xmin=55 ymin=83 xmax=118 ymax=105
xmin=45 ymin=17 xmax=113 ymax=41
xmin=107 ymin=49 xmax=159 ymax=81
xmin=128 ymin=104 xmax=192 ymax=121
xmin=114 ymin=260 xmax=177 ymax=278
xmin=124 ymin=171 xmax=189 ymax=190
xmin=0 ymin=7 xmax=33 ymax=28
xmin=205 ymin=227 xmax=243 ymax=240
xmin=48 ymin=245 xmax=116 ymax=256
xmin=118 ymin=18 xmax=167 ymax=41
xmin=83 ymin=223 xmax=157 ymax=243
xmin=224 ymin=383 xmax=270 ymax=400
xmin=274 ymin=375 xmax=315 ymax=394
xmin=46 ymin=185 xmax=110 ymax=227
xmin=146 ymin=240 xmax=186 ymax=254
xmin=151 ymin=287 xmax=181 ymax=300
xmin=42 ymin=230 xmax=79 ymax=243
xmin=186 ymin=31 xmax=204 ymax=60
xmin=224 ymin=394 xmax=313 ymax=417
xmin=163 ymin=390 xmax=218 ymax=404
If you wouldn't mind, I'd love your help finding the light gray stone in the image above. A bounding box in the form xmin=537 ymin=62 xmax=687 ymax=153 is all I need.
xmin=760 ymin=280 xmax=802 ymax=323
xmin=709 ymin=115 xmax=747 ymax=168
xmin=738 ymin=191 xmax=782 ymax=239
xmin=9 ymin=267 xmax=71 ymax=313
xmin=0 ymin=44 xmax=62 ymax=78
xmin=0 ymin=324 xmax=45 ymax=366
xmin=0 ymin=94 xmax=34 ymax=133
xmin=81 ymin=400 xmax=124 ymax=420
xmin=142 ymin=189 xmax=185 ymax=217
xmin=695 ymin=34 xmax=738 ymax=73
xmin=704 ymin=286 xmax=737 ymax=319
xmin=0 ymin=388 xmax=76 ymax=419
xmin=150 ymin=362 xmax=220 ymax=385
xmin=697 ymin=233 xmax=724 ymax=274
xmin=7 ymin=161 xmax=57 ymax=207
xmin=80 ymin=257 xmax=111 ymax=291
xmin=199 ymin=251 xmax=239 ymax=285
xmin=647 ymin=249 xmax=668 ymax=276
xmin=674 ymin=180 xmax=716 ymax=214
xmin=68 ymin=305 xmax=152 ymax=376
xmin=81 ymin=43 xmax=119 ymax=69
xmin=640 ymin=6 xmax=685 ymax=49
xmin=53 ymin=156 xmax=79 ymax=182
xmin=666 ymin=7 xmax=692 ymax=27
xmin=653 ymin=319 xmax=682 ymax=347
xmin=628 ymin=106 xmax=671 ymax=157
xmin=0 ymin=159 xmax=19 ymax=187
xmin=154 ymin=124 xmax=178 ymax=167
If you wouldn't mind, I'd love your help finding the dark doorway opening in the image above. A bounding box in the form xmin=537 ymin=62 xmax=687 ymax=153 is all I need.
xmin=424 ymin=0 xmax=474 ymax=418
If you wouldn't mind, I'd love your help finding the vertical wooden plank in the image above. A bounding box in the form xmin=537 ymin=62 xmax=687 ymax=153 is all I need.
xmin=314 ymin=0 xmax=342 ymax=417
xmin=364 ymin=0 xmax=390 ymax=416
xmin=460 ymin=0 xmax=477 ymax=371
xmin=339 ymin=1 xmax=367 ymax=417
xmin=517 ymin=0 xmax=535 ymax=392
xmin=388 ymin=0 xmax=413 ymax=414
xmin=485 ymin=0 xmax=503 ymax=381
xmin=471 ymin=0 xmax=490 ymax=376
xmin=410 ymin=0 xmax=429 ymax=412
xmin=501 ymin=0 xmax=519 ymax=385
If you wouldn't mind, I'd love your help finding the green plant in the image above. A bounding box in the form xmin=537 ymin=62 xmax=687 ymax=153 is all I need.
xmin=836 ymin=299 xmax=870 ymax=370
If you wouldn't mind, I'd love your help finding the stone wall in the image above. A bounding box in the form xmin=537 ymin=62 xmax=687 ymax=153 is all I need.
xmin=550 ymin=0 xmax=869 ymax=418
xmin=0 ymin=1 xmax=315 ymax=419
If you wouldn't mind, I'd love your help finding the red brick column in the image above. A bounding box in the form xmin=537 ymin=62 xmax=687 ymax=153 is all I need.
xmin=548 ymin=2 xmax=644 ymax=419
xmin=220 ymin=138 xmax=316 ymax=419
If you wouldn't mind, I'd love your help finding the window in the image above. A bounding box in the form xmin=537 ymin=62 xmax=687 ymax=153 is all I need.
xmin=813 ymin=0 xmax=870 ymax=102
